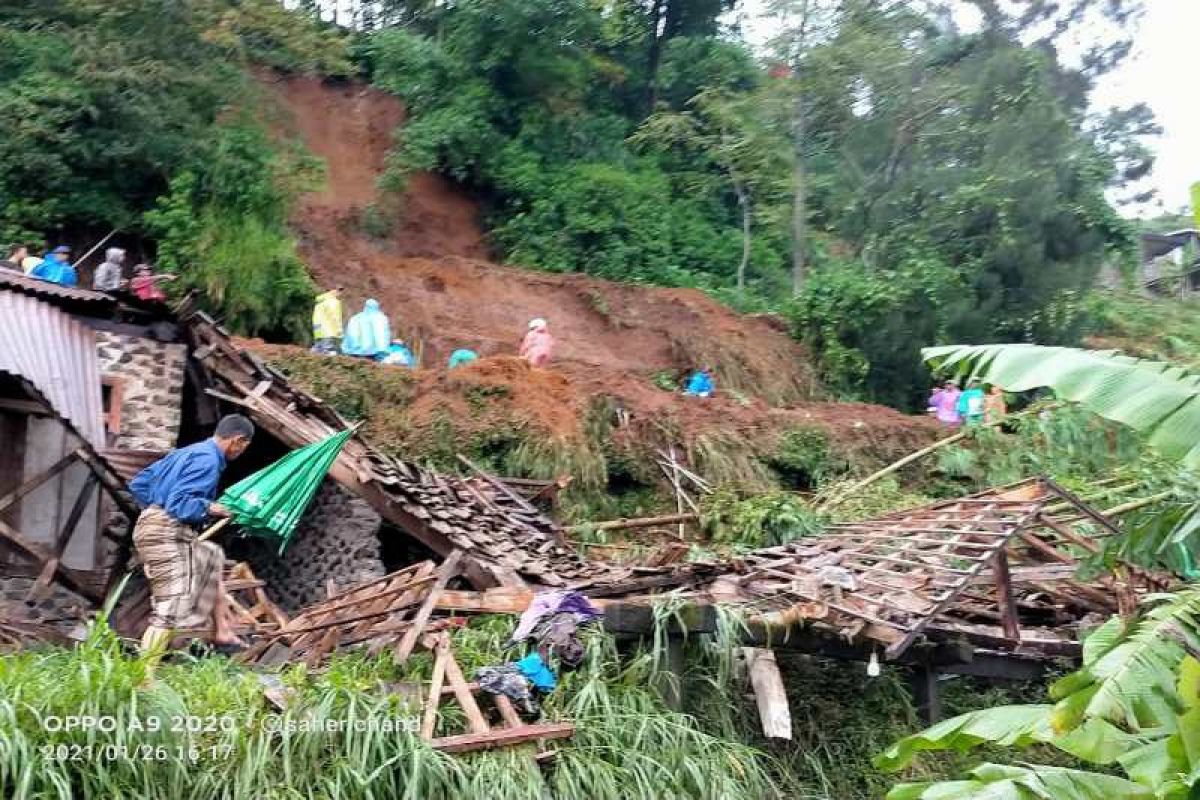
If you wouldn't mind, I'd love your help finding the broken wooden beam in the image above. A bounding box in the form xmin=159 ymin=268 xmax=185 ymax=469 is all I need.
xmin=428 ymin=722 xmax=576 ymax=754
xmin=742 ymin=648 xmax=792 ymax=740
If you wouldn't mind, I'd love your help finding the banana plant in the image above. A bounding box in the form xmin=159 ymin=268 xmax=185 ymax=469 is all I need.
xmin=878 ymin=590 xmax=1200 ymax=798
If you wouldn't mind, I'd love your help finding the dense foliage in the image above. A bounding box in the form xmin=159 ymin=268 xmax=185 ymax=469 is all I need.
xmin=363 ymin=0 xmax=1147 ymax=409
xmin=0 ymin=0 xmax=347 ymax=335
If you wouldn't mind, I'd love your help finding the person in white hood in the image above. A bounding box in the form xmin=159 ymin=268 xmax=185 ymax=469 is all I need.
xmin=93 ymin=247 xmax=126 ymax=292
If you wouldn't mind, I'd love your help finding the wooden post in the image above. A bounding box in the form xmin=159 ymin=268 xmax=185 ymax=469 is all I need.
xmin=909 ymin=664 xmax=942 ymax=725
xmin=741 ymin=648 xmax=792 ymax=740
xmin=992 ymin=550 xmax=1021 ymax=642
xmin=653 ymin=635 xmax=687 ymax=711
xmin=394 ymin=550 xmax=462 ymax=665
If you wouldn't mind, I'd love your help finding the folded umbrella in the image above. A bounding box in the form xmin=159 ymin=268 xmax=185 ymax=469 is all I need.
xmin=207 ymin=428 xmax=355 ymax=553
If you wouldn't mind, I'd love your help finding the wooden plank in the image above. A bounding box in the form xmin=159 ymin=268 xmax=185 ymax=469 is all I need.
xmin=50 ymin=475 xmax=98 ymax=558
xmin=440 ymin=650 xmax=490 ymax=735
xmin=0 ymin=518 xmax=101 ymax=602
xmin=493 ymin=694 xmax=523 ymax=729
xmin=992 ymin=551 xmax=1021 ymax=642
xmin=457 ymin=454 xmax=539 ymax=516
xmin=434 ymin=588 xmax=534 ymax=614
xmin=742 ymin=648 xmax=792 ymax=740
xmin=25 ymin=558 xmax=60 ymax=603
xmin=0 ymin=451 xmax=79 ymax=513
xmin=429 ymin=723 xmax=575 ymax=754
xmin=421 ymin=638 xmax=451 ymax=739
xmin=394 ymin=550 xmax=463 ymax=665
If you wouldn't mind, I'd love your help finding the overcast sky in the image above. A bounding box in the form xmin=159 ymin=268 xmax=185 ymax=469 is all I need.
xmin=735 ymin=0 xmax=1199 ymax=217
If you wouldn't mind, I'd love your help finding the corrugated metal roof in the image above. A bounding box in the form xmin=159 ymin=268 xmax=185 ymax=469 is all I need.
xmin=0 ymin=270 xmax=115 ymax=310
xmin=99 ymin=448 xmax=165 ymax=482
xmin=0 ymin=291 xmax=106 ymax=446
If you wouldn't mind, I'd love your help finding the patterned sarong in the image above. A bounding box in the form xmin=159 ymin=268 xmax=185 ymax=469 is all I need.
xmin=132 ymin=506 xmax=223 ymax=630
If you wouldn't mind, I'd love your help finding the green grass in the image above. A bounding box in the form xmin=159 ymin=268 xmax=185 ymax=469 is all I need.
xmin=0 ymin=615 xmax=779 ymax=799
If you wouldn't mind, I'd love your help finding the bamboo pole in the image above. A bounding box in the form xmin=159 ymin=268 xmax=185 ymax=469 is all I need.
xmin=568 ymin=512 xmax=698 ymax=533
xmin=821 ymin=404 xmax=1055 ymax=510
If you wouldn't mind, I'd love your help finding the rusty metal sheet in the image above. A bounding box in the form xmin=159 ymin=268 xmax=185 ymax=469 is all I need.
xmin=99 ymin=449 xmax=165 ymax=482
xmin=0 ymin=270 xmax=114 ymax=311
xmin=0 ymin=291 xmax=106 ymax=446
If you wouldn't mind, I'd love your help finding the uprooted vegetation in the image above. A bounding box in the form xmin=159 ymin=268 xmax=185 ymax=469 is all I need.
xmin=253 ymin=344 xmax=939 ymax=526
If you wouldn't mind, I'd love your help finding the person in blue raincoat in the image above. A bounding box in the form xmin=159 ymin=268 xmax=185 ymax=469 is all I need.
xmin=683 ymin=367 xmax=715 ymax=398
xmin=448 ymin=348 xmax=478 ymax=369
xmin=30 ymin=245 xmax=78 ymax=287
xmin=341 ymin=299 xmax=391 ymax=358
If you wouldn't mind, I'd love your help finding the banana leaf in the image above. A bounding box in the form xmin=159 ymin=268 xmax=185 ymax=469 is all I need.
xmin=218 ymin=428 xmax=354 ymax=553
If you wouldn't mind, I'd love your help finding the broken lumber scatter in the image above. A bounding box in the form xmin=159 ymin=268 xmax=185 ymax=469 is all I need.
xmin=240 ymin=551 xmax=464 ymax=667
xmin=417 ymin=631 xmax=575 ymax=754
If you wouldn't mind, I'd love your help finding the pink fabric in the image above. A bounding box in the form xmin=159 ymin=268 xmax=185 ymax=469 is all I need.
xmin=930 ymin=388 xmax=961 ymax=425
xmin=131 ymin=274 xmax=166 ymax=302
xmin=520 ymin=329 xmax=554 ymax=366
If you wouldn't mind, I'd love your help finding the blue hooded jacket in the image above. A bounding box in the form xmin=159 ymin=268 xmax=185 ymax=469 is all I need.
xmin=684 ymin=370 xmax=714 ymax=396
xmin=31 ymin=251 xmax=78 ymax=287
xmin=342 ymin=299 xmax=391 ymax=356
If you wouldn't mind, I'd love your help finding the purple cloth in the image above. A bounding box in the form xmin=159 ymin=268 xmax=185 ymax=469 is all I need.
xmin=930 ymin=388 xmax=961 ymax=426
xmin=510 ymin=590 xmax=600 ymax=642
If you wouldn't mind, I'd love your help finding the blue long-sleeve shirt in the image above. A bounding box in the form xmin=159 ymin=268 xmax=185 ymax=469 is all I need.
xmin=129 ymin=439 xmax=226 ymax=525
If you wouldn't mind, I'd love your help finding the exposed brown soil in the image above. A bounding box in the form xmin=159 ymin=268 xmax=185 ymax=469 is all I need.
xmin=261 ymin=74 xmax=939 ymax=472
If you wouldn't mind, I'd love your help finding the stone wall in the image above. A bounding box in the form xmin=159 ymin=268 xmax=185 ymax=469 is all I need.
xmin=229 ymin=480 xmax=386 ymax=615
xmin=95 ymin=331 xmax=187 ymax=451
xmin=0 ymin=577 xmax=91 ymax=637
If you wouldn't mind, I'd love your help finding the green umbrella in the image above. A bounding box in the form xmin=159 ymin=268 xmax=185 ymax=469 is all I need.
xmin=216 ymin=428 xmax=355 ymax=554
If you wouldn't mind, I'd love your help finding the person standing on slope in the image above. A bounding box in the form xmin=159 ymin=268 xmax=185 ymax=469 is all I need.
xmin=519 ymin=318 xmax=554 ymax=367
xmin=311 ymin=286 xmax=344 ymax=355
xmin=342 ymin=298 xmax=392 ymax=359
xmin=957 ymin=379 xmax=986 ymax=425
xmin=928 ymin=379 xmax=962 ymax=427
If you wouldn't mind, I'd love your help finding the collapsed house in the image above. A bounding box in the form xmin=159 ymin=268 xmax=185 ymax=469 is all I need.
xmin=0 ymin=277 xmax=1178 ymax=726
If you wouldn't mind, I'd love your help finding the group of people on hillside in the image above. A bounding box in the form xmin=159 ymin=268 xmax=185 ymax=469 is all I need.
xmin=1 ymin=242 xmax=174 ymax=302
xmin=311 ymin=287 xmax=555 ymax=370
xmin=928 ymin=378 xmax=1006 ymax=426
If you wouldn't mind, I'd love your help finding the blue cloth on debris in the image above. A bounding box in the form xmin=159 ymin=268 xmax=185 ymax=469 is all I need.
xmin=129 ymin=439 xmax=226 ymax=525
xmin=515 ymin=652 xmax=557 ymax=691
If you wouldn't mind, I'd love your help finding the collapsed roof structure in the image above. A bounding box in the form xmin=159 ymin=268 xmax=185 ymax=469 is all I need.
xmin=0 ymin=278 xmax=1176 ymax=681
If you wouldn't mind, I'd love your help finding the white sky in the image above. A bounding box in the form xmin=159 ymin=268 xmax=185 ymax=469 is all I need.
xmin=734 ymin=0 xmax=1200 ymax=216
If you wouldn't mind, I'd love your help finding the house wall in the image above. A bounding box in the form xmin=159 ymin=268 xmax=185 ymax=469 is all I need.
xmin=229 ymin=480 xmax=386 ymax=615
xmin=95 ymin=331 xmax=187 ymax=451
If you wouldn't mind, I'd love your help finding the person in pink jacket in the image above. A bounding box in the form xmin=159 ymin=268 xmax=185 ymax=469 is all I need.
xmin=520 ymin=318 xmax=554 ymax=367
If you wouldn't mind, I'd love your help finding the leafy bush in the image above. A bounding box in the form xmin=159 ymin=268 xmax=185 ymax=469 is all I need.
xmin=701 ymin=487 xmax=825 ymax=548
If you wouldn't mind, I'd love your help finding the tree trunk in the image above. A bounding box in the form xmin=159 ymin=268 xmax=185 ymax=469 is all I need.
xmin=645 ymin=0 xmax=666 ymax=113
xmin=733 ymin=175 xmax=751 ymax=298
xmin=791 ymin=87 xmax=807 ymax=296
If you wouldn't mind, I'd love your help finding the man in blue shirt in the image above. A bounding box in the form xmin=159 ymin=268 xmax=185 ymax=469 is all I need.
xmin=129 ymin=414 xmax=254 ymax=661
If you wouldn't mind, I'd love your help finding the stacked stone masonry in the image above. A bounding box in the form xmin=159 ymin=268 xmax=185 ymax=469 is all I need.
xmin=95 ymin=331 xmax=186 ymax=451
xmin=231 ymin=480 xmax=386 ymax=615
xmin=0 ymin=577 xmax=91 ymax=636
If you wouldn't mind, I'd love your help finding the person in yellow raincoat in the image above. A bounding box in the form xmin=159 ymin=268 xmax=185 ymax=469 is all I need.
xmin=311 ymin=286 xmax=344 ymax=355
